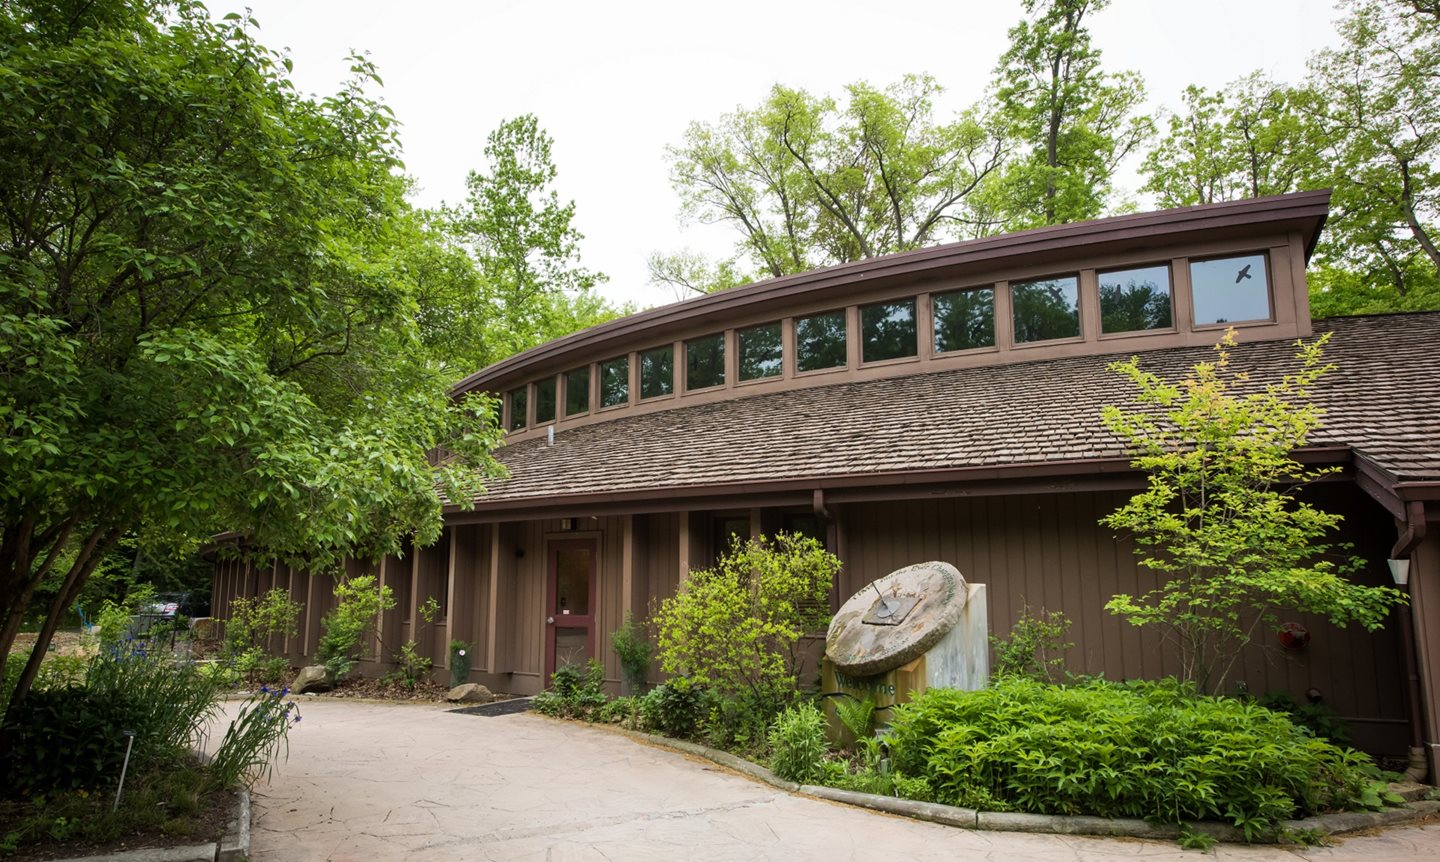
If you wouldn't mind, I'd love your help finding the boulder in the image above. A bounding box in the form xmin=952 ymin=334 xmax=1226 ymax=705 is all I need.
xmin=291 ymin=665 xmax=333 ymax=694
xmin=446 ymin=682 xmax=493 ymax=703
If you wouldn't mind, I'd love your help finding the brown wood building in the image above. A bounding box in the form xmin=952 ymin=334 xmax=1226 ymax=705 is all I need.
xmin=210 ymin=191 xmax=1440 ymax=772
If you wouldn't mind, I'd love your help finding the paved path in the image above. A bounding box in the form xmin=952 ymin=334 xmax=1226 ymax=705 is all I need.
xmin=228 ymin=699 xmax=1440 ymax=861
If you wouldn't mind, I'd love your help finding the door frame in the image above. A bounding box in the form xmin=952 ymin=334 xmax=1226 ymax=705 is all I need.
xmin=544 ymin=538 xmax=598 ymax=681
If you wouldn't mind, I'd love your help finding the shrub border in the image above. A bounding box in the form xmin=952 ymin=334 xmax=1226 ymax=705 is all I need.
xmin=601 ymin=723 xmax=1440 ymax=844
xmin=45 ymin=785 xmax=250 ymax=862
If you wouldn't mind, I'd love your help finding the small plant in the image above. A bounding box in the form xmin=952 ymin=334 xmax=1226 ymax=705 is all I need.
xmin=834 ymin=694 xmax=877 ymax=741
xmin=224 ymin=588 xmax=302 ymax=660
xmin=208 ymin=685 xmax=302 ymax=788
xmin=641 ymin=676 xmax=704 ymax=738
xmin=991 ymin=604 xmax=1073 ymax=683
xmin=1257 ymin=690 xmax=1351 ymax=744
xmin=1178 ymin=826 xmax=1218 ymax=851
xmin=316 ymin=574 xmax=395 ymax=680
xmin=767 ymin=702 xmax=827 ymax=784
xmin=391 ymin=641 xmax=432 ymax=691
xmin=610 ymin=612 xmax=653 ymax=693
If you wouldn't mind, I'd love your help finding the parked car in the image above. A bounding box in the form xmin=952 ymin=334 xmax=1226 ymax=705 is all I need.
xmin=147 ymin=592 xmax=210 ymax=623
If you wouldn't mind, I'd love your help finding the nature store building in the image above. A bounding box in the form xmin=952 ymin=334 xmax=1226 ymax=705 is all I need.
xmin=210 ymin=191 xmax=1440 ymax=769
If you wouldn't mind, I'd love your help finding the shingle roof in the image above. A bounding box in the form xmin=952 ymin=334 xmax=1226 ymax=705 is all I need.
xmin=471 ymin=313 xmax=1440 ymax=507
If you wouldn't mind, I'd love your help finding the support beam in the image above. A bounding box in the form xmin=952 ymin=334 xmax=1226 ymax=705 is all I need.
xmin=443 ymin=528 xmax=458 ymax=670
xmin=374 ymin=556 xmax=388 ymax=662
xmin=486 ymin=523 xmax=501 ymax=673
xmin=678 ymin=511 xmax=691 ymax=585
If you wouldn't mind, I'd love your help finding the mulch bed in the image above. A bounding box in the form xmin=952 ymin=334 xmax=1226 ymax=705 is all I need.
xmin=316 ymin=676 xmax=453 ymax=702
xmin=449 ymin=697 xmax=534 ymax=717
xmin=2 ymin=783 xmax=236 ymax=862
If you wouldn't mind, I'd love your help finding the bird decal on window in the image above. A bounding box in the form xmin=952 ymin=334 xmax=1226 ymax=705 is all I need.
xmin=1235 ymin=264 xmax=1253 ymax=284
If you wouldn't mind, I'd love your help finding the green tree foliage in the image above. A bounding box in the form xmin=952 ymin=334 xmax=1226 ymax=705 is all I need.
xmin=1140 ymin=74 xmax=1318 ymax=208
xmin=1304 ymin=0 xmax=1440 ymax=304
xmin=653 ymin=534 xmax=838 ymax=708
xmin=0 ymin=0 xmax=505 ymax=718
xmin=989 ymin=0 xmax=1152 ymax=228
xmin=660 ymin=75 xmax=1005 ymax=289
xmin=1100 ymin=331 xmax=1403 ymax=692
xmin=990 ymin=605 xmax=1073 ymax=683
xmin=437 ymin=115 xmax=617 ymax=367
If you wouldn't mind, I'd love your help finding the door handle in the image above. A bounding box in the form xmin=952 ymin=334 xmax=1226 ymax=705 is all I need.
xmin=547 ymin=616 xmax=555 ymax=625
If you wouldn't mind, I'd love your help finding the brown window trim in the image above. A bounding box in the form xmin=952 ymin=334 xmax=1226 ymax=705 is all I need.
xmin=1188 ymin=250 xmax=1276 ymax=327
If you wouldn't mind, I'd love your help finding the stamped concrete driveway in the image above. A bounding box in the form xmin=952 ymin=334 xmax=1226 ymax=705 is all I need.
xmin=233 ymin=699 xmax=1440 ymax=862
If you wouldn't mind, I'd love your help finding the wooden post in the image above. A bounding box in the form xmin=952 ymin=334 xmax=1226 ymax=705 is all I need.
xmin=443 ymin=528 xmax=458 ymax=670
xmin=678 ymin=511 xmax=691 ymax=585
xmin=486 ymin=523 xmax=501 ymax=673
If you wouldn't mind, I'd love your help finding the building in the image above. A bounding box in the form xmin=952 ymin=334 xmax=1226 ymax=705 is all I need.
xmin=210 ymin=190 xmax=1440 ymax=769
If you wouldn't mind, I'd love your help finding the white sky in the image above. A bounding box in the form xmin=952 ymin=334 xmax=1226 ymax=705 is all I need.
xmin=211 ymin=0 xmax=1342 ymax=308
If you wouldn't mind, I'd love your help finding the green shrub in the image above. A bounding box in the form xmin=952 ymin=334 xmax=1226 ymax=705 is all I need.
xmin=387 ymin=641 xmax=432 ymax=690
xmin=34 ymin=654 xmax=89 ymax=690
xmin=449 ymin=639 xmax=471 ymax=688
xmin=641 ymin=676 xmax=703 ymax=738
xmin=887 ymin=677 xmax=1384 ymax=839
xmin=610 ymin=612 xmax=653 ymax=693
xmin=990 ymin=605 xmax=1073 ymax=683
xmin=85 ymin=646 xmax=220 ymax=768
xmin=316 ymin=575 xmax=395 ymax=680
xmin=1257 ymin=690 xmax=1351 ymax=745
xmin=1 ymin=686 xmax=137 ymax=795
xmin=597 ymin=696 xmax=642 ymax=725
xmin=767 ymin=702 xmax=827 ymax=784
xmin=654 ymin=533 xmax=837 ymax=722
xmin=96 ymin=583 xmax=156 ymax=646
xmin=224 ymin=588 xmax=302 ymax=658
xmin=536 ymin=660 xmax=609 ymax=720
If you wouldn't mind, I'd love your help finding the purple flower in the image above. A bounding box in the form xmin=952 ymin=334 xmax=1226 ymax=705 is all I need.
xmin=259 ymin=685 xmax=270 ymax=694
xmin=293 ymin=715 xmax=302 ymax=723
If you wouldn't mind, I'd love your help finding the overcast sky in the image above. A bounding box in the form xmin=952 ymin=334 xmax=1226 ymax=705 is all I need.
xmin=210 ymin=0 xmax=1342 ymax=308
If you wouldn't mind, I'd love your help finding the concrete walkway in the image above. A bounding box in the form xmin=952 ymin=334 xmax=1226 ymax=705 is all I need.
xmin=228 ymin=699 xmax=1440 ymax=861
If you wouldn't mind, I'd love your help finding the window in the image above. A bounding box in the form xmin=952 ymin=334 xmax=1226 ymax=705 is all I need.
xmin=738 ymin=323 xmax=782 ymax=381
xmin=713 ymin=515 xmax=751 ymax=562
xmin=599 ymin=357 xmax=628 ymax=408
xmin=565 ymin=367 xmax=590 ymax=416
xmin=640 ymin=346 xmax=674 ymax=399
xmin=686 ymin=333 xmax=725 ymax=390
xmin=1011 ymin=275 xmax=1080 ymax=343
xmin=781 ymin=512 xmax=827 ymax=547
xmin=1100 ymin=265 xmax=1173 ymax=333
xmin=507 ymin=387 xmax=527 ymax=431
xmin=933 ymin=288 xmax=996 ymax=353
xmin=795 ymin=311 xmax=847 ymax=372
xmin=861 ymin=299 xmax=918 ymax=363
xmin=534 ymin=376 xmax=557 ymax=424
xmin=1190 ymin=253 xmax=1270 ymax=325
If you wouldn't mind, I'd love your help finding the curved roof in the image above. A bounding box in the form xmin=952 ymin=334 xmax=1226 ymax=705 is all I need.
xmin=451 ymin=312 xmax=1440 ymax=519
xmin=452 ymin=191 xmax=1331 ymax=395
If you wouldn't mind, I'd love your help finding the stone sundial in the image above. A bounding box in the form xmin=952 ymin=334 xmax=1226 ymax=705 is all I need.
xmin=825 ymin=561 xmax=968 ymax=677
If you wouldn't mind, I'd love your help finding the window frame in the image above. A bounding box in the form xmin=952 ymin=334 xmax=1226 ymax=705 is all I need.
xmin=793 ymin=309 xmax=849 ymax=376
xmin=1188 ymin=251 xmax=1275 ymax=329
xmin=684 ymin=332 xmax=727 ymax=392
xmin=736 ymin=321 xmax=784 ymax=384
xmin=507 ymin=386 xmax=528 ymax=432
xmin=638 ymin=345 xmax=676 ymax=402
xmin=597 ymin=356 xmax=630 ymax=411
xmin=533 ymin=375 xmax=558 ymax=425
xmin=1009 ymin=273 xmax=1083 ymax=346
xmin=1097 ymin=262 xmax=1177 ymax=338
xmin=859 ymin=297 xmax=920 ymax=366
xmin=564 ymin=366 xmax=591 ymax=418
xmin=931 ymin=286 xmax=999 ymax=356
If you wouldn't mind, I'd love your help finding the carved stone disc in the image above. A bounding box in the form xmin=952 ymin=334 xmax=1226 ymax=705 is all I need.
xmin=825 ymin=561 xmax=968 ymax=677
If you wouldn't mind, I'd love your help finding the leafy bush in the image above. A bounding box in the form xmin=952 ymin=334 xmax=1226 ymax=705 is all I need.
xmin=534 ymin=660 xmax=609 ymax=720
xmin=767 ymin=702 xmax=827 ymax=784
xmin=654 ymin=533 xmax=837 ymax=718
xmin=209 ymin=685 xmax=301 ymax=788
xmin=224 ymin=588 xmax=302 ymax=659
xmin=96 ymin=583 xmax=156 ymax=646
xmin=610 ymin=612 xmax=653 ymax=693
xmin=597 ymin=696 xmax=642 ymax=726
xmin=1257 ymin=690 xmax=1351 ymax=745
xmin=887 ymin=677 xmax=1386 ymax=838
xmin=640 ymin=676 xmax=704 ymax=738
xmin=85 ymin=646 xmax=220 ymax=767
xmin=990 ymin=605 xmax=1073 ymax=683
xmin=316 ymin=575 xmax=395 ymax=680
xmin=1 ymin=686 xmax=137 ymax=795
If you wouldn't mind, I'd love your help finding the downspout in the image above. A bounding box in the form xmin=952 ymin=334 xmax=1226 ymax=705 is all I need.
xmin=1391 ymin=500 xmax=1429 ymax=783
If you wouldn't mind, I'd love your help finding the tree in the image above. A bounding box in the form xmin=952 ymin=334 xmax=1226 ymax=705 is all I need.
xmin=1100 ymin=331 xmax=1403 ymax=693
xmin=443 ymin=115 xmax=614 ymax=365
xmin=1304 ymin=0 xmax=1440 ymax=304
xmin=990 ymin=0 xmax=1152 ymax=228
xmin=661 ymin=75 xmax=1005 ymax=289
xmin=1140 ymin=75 xmax=1318 ymax=209
xmin=0 ymin=0 xmax=504 ymax=718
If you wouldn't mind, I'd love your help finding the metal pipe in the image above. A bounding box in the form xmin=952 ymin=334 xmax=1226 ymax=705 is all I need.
xmin=113 ymin=730 xmax=135 ymax=812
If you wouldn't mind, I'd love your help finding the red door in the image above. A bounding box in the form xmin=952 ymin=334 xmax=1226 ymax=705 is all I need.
xmin=545 ymin=539 xmax=597 ymax=681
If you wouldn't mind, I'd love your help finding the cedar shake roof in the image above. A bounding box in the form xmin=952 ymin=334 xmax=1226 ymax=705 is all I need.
xmin=464 ymin=312 xmax=1440 ymax=510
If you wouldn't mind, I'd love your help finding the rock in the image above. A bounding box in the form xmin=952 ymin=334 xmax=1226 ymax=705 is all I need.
xmin=826 ymin=561 xmax=968 ymax=676
xmin=446 ymin=683 xmax=493 ymax=703
xmin=292 ymin=665 xmax=333 ymax=694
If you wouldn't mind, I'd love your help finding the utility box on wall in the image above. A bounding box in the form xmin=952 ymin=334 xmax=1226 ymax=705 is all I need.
xmin=821 ymin=561 xmax=988 ymax=740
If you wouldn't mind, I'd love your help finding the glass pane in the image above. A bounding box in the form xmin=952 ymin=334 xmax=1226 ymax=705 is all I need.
xmin=933 ymin=289 xmax=996 ymax=353
xmin=686 ymin=334 xmax=725 ymax=390
xmin=796 ymin=311 xmax=847 ymax=372
xmin=714 ymin=517 xmax=750 ymax=558
xmin=861 ymin=300 xmax=918 ymax=363
xmin=1190 ymin=254 xmax=1270 ymax=325
xmin=1100 ymin=265 xmax=1173 ymax=333
xmin=599 ymin=357 xmax=628 ymax=408
xmin=640 ymin=346 xmax=674 ymax=399
xmin=1011 ymin=276 xmax=1080 ymax=343
xmin=555 ymin=548 xmax=590 ymax=615
xmin=507 ymin=387 xmax=527 ymax=431
xmin=565 ymin=367 xmax=590 ymax=416
xmin=781 ymin=513 xmax=826 ymax=545
xmin=534 ymin=377 xmax=557 ymax=424
xmin=738 ymin=323 xmax=782 ymax=381
xmin=554 ymin=628 xmax=590 ymax=670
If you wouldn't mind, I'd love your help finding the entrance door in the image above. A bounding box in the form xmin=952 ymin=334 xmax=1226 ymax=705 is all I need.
xmin=545 ymin=539 xmax=597 ymax=680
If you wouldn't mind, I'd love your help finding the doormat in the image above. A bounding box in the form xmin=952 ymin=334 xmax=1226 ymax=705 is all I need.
xmin=450 ymin=697 xmax=534 ymax=717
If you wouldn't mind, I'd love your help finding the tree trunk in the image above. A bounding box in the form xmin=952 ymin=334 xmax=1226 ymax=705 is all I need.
xmin=1399 ymin=158 xmax=1440 ymax=277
